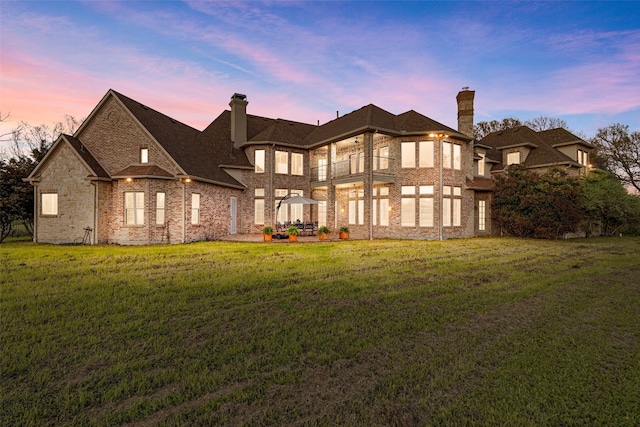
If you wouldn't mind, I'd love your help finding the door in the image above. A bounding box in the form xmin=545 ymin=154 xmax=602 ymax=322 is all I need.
xmin=230 ymin=196 xmax=237 ymax=234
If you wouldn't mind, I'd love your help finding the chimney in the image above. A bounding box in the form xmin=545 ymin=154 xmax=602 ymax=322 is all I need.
xmin=456 ymin=87 xmax=475 ymax=138
xmin=229 ymin=93 xmax=248 ymax=148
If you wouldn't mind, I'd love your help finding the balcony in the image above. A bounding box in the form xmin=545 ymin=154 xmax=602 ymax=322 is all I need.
xmin=310 ymin=156 xmax=395 ymax=186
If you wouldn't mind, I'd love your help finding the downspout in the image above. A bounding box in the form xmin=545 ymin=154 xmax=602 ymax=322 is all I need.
xmin=33 ymin=184 xmax=38 ymax=243
xmin=92 ymin=182 xmax=98 ymax=244
xmin=271 ymin=144 xmax=275 ymax=226
xmin=182 ymin=180 xmax=186 ymax=243
xmin=368 ymin=132 xmax=374 ymax=240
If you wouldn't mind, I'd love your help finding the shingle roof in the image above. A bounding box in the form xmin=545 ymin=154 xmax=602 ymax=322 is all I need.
xmin=64 ymin=135 xmax=110 ymax=178
xmin=112 ymin=164 xmax=174 ymax=179
xmin=479 ymin=126 xmax=582 ymax=171
xmin=537 ymin=128 xmax=594 ymax=149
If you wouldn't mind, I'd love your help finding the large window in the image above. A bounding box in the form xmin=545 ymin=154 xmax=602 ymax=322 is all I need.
xmin=255 ymin=149 xmax=265 ymax=173
xmin=318 ymin=201 xmax=327 ymax=226
xmin=156 ymin=192 xmax=165 ymax=225
xmin=290 ymin=190 xmax=304 ymax=222
xmin=401 ymin=142 xmax=416 ymax=168
xmin=419 ymin=140 xmax=434 ymax=168
xmin=442 ymin=186 xmax=462 ymax=227
xmin=125 ymin=192 xmax=144 ymax=225
xmin=275 ymin=151 xmax=288 ymax=174
xmin=41 ymin=193 xmax=58 ymax=216
xmin=376 ymin=146 xmax=389 ymax=170
xmin=291 ymin=153 xmax=303 ymax=176
xmin=401 ymin=186 xmax=416 ymax=227
xmin=419 ymin=185 xmax=434 ymax=227
xmin=379 ymin=187 xmax=389 ymax=226
xmin=442 ymin=142 xmax=462 ymax=170
xmin=348 ymin=189 xmax=364 ymax=225
xmin=191 ymin=193 xmax=200 ymax=225
xmin=479 ymin=200 xmax=486 ymax=231
xmin=443 ymin=142 xmax=452 ymax=169
xmin=453 ymin=144 xmax=461 ymax=170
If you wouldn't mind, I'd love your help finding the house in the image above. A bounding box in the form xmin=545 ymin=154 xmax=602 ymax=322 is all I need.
xmin=27 ymin=87 xmax=588 ymax=244
xmin=472 ymin=124 xmax=593 ymax=235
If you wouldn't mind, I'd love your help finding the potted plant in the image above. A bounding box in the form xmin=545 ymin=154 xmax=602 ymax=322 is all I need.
xmin=287 ymin=225 xmax=299 ymax=242
xmin=262 ymin=226 xmax=273 ymax=242
xmin=317 ymin=225 xmax=330 ymax=240
xmin=339 ymin=226 xmax=350 ymax=240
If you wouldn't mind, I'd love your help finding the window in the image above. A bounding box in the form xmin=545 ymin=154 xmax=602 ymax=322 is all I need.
xmin=453 ymin=144 xmax=461 ymax=170
xmin=125 ymin=192 xmax=144 ymax=225
xmin=479 ymin=200 xmax=486 ymax=231
xmin=419 ymin=140 xmax=434 ymax=168
xmin=378 ymin=146 xmax=389 ymax=170
xmin=156 ymin=192 xmax=165 ymax=225
xmin=140 ymin=148 xmax=149 ymax=164
xmin=275 ymin=189 xmax=289 ymax=223
xmin=358 ymin=199 xmax=364 ymax=225
xmin=350 ymin=153 xmax=364 ymax=174
xmin=41 ymin=193 xmax=58 ymax=215
xmin=401 ymin=198 xmax=416 ymax=227
xmin=443 ymin=142 xmax=452 ymax=169
xmin=318 ymin=201 xmax=327 ymax=226
xmin=254 ymin=200 xmax=265 ymax=225
xmin=348 ymin=200 xmax=356 ymax=225
xmin=442 ymin=186 xmax=462 ymax=227
xmin=318 ymin=158 xmax=327 ymax=181
xmin=401 ymin=142 xmax=416 ymax=168
xmin=191 ymin=193 xmax=200 ymax=225
xmin=478 ymin=153 xmax=485 ymax=176
xmin=275 ymin=151 xmax=288 ymax=174
xmin=401 ymin=185 xmax=416 ymax=195
xmin=292 ymin=153 xmax=304 ymax=176
xmin=578 ymin=149 xmax=588 ymax=167
xmin=290 ymin=190 xmax=303 ymax=222
xmin=379 ymin=198 xmax=389 ymax=226
xmin=255 ymin=149 xmax=265 ymax=173
xmin=507 ymin=152 xmax=520 ymax=165
xmin=419 ymin=185 xmax=434 ymax=227
xmin=254 ymin=188 xmax=265 ymax=225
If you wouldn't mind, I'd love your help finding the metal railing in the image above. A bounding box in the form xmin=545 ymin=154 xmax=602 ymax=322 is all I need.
xmin=310 ymin=156 xmax=394 ymax=181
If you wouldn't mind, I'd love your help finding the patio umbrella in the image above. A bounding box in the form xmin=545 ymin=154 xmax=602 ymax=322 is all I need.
xmin=275 ymin=193 xmax=319 ymax=234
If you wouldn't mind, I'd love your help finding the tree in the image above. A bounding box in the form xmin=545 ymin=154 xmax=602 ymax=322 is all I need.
xmin=581 ymin=169 xmax=640 ymax=236
xmin=524 ymin=116 xmax=568 ymax=132
xmin=474 ymin=115 xmax=568 ymax=139
xmin=0 ymin=116 xmax=82 ymax=242
xmin=474 ymin=117 xmax=522 ymax=139
xmin=492 ymin=165 xmax=583 ymax=239
xmin=590 ymin=123 xmax=640 ymax=193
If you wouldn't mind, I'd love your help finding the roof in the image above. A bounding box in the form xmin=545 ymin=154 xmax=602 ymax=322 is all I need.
xmin=112 ymin=164 xmax=174 ymax=179
xmin=466 ymin=177 xmax=494 ymax=191
xmin=479 ymin=126 xmax=584 ymax=171
xmin=301 ymin=104 xmax=468 ymax=147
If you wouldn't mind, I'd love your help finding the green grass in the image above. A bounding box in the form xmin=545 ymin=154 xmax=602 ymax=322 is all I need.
xmin=2 ymin=237 xmax=639 ymax=426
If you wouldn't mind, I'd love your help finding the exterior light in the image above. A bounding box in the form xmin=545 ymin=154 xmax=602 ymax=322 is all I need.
xmin=126 ymin=177 xmax=133 ymax=182
xmin=184 ymin=178 xmax=192 ymax=183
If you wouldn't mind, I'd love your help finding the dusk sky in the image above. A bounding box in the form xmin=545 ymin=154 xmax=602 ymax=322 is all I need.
xmin=1 ymin=1 xmax=639 ymax=150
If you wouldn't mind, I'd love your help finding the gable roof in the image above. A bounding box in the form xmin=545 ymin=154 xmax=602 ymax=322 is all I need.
xmin=479 ymin=125 xmax=583 ymax=172
xmin=537 ymin=128 xmax=594 ymax=149
xmin=26 ymin=134 xmax=109 ymax=182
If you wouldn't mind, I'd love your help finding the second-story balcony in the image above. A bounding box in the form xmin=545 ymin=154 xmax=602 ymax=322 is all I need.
xmin=311 ymin=156 xmax=395 ymax=186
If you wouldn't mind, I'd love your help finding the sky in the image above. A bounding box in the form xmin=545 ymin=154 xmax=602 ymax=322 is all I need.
xmin=1 ymin=0 xmax=639 ymax=151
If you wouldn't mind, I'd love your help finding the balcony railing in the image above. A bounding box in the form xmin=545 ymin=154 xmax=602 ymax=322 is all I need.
xmin=310 ymin=156 xmax=394 ymax=182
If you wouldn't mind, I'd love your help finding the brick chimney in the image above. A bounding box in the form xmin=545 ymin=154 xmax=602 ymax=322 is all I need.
xmin=456 ymin=87 xmax=475 ymax=138
xmin=229 ymin=93 xmax=248 ymax=148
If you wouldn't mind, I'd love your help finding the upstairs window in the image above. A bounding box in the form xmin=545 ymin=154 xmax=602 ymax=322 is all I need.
xmin=401 ymin=142 xmax=416 ymax=168
xmin=507 ymin=152 xmax=521 ymax=165
xmin=291 ymin=153 xmax=303 ymax=176
xmin=255 ymin=149 xmax=265 ymax=173
xmin=275 ymin=151 xmax=288 ymax=174
xmin=578 ymin=149 xmax=588 ymax=167
xmin=478 ymin=153 xmax=485 ymax=176
xmin=140 ymin=148 xmax=149 ymax=164
xmin=419 ymin=140 xmax=434 ymax=168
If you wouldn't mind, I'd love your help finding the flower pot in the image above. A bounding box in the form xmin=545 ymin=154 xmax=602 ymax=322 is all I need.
xmin=263 ymin=233 xmax=273 ymax=242
xmin=339 ymin=231 xmax=349 ymax=240
xmin=318 ymin=233 xmax=329 ymax=241
xmin=288 ymin=234 xmax=298 ymax=242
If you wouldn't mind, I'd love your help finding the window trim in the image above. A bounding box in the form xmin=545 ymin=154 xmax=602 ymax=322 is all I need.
xmin=41 ymin=193 xmax=58 ymax=216
xmin=124 ymin=192 xmax=145 ymax=226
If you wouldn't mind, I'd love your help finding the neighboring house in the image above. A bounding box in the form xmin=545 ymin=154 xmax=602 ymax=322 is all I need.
xmin=28 ymin=87 xmax=586 ymax=245
xmin=473 ymin=125 xmax=593 ymax=236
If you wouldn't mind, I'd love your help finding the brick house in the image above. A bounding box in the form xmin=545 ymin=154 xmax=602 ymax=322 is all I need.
xmin=472 ymin=125 xmax=593 ymax=235
xmin=26 ymin=88 xmax=590 ymax=244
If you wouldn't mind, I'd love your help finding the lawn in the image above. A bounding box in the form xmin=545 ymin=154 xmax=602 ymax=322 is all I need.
xmin=1 ymin=237 xmax=639 ymax=426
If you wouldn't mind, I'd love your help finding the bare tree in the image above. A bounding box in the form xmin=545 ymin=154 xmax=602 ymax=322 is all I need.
xmin=524 ymin=116 xmax=568 ymax=132
xmin=474 ymin=117 xmax=523 ymax=139
xmin=8 ymin=115 xmax=82 ymax=161
xmin=591 ymin=123 xmax=640 ymax=193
